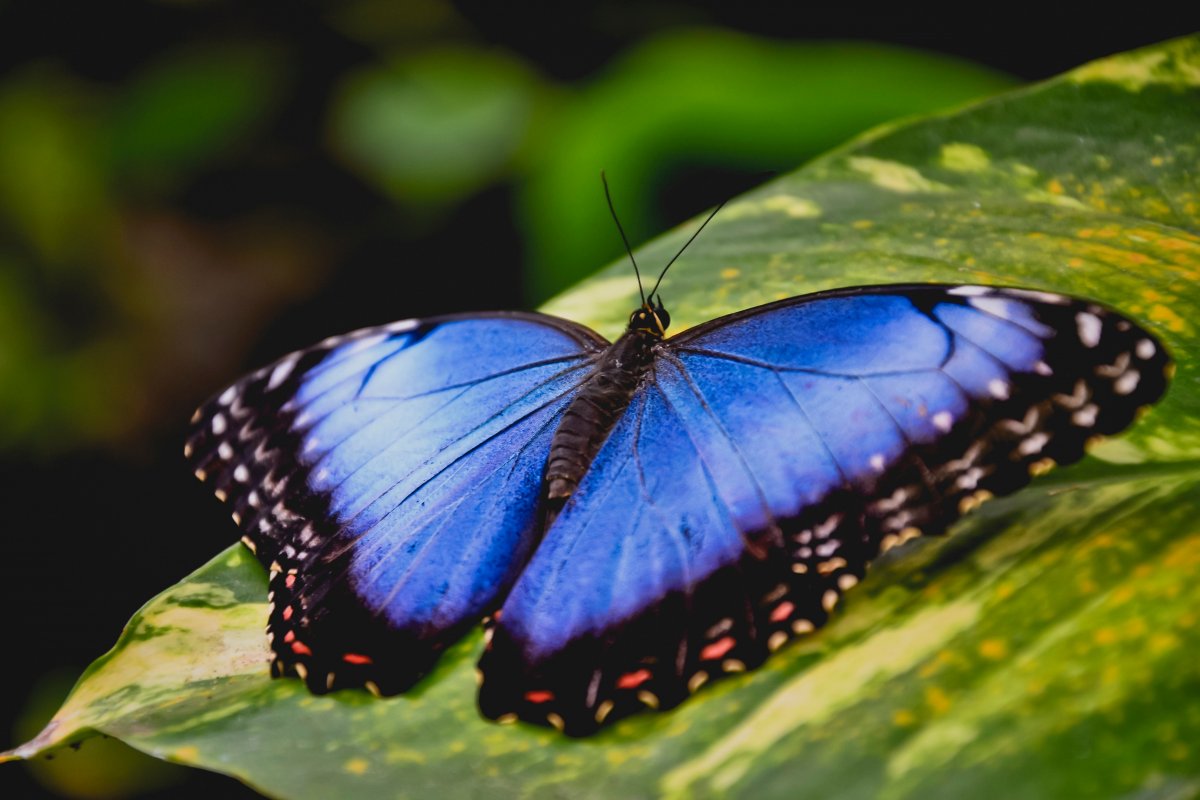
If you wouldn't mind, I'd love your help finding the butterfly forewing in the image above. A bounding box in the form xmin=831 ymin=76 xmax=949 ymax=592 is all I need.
xmin=477 ymin=285 xmax=1170 ymax=735
xmin=186 ymin=312 xmax=607 ymax=694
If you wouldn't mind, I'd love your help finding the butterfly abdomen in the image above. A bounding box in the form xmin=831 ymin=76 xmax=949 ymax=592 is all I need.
xmin=545 ymin=329 xmax=659 ymax=510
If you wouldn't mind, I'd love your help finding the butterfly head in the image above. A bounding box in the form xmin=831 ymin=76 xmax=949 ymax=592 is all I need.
xmin=629 ymin=295 xmax=670 ymax=337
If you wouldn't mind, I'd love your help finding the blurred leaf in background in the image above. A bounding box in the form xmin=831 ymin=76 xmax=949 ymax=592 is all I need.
xmin=331 ymin=47 xmax=539 ymax=207
xmin=516 ymin=31 xmax=1016 ymax=299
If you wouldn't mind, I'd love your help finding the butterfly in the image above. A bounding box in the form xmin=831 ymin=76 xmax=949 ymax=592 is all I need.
xmin=185 ymin=193 xmax=1170 ymax=736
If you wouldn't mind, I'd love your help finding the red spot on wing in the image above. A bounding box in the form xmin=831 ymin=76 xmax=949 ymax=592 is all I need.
xmin=700 ymin=636 xmax=736 ymax=661
xmin=343 ymin=653 xmax=373 ymax=665
xmin=616 ymin=669 xmax=652 ymax=690
xmin=291 ymin=640 xmax=313 ymax=656
xmin=770 ymin=601 xmax=796 ymax=623
xmin=284 ymin=630 xmax=295 ymax=643
xmin=285 ymin=574 xmax=296 ymax=589
xmin=524 ymin=690 xmax=555 ymax=704
xmin=282 ymin=605 xmax=294 ymax=621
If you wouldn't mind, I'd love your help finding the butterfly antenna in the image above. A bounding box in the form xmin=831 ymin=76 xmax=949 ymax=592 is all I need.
xmin=602 ymin=171 xmax=645 ymax=305
xmin=648 ymin=199 xmax=727 ymax=301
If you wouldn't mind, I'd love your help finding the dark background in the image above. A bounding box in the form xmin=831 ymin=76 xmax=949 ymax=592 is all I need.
xmin=0 ymin=2 xmax=1192 ymax=796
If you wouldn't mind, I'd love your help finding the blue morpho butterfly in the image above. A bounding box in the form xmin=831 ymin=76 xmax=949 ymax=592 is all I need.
xmin=186 ymin=183 xmax=1170 ymax=736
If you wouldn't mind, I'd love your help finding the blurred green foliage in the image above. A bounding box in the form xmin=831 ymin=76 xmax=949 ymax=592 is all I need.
xmin=0 ymin=8 xmax=1013 ymax=453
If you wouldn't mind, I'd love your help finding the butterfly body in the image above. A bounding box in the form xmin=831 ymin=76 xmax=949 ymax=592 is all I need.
xmin=546 ymin=307 xmax=666 ymax=509
xmin=186 ymin=283 xmax=1169 ymax=735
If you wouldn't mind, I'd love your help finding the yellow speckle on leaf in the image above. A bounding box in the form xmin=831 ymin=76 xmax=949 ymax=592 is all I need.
xmin=852 ymin=219 xmax=874 ymax=230
xmin=1150 ymin=155 xmax=1165 ymax=167
xmin=720 ymin=267 xmax=740 ymax=280
xmin=1047 ymin=178 xmax=1065 ymax=194
xmin=1148 ymin=303 xmax=1186 ymax=332
xmin=893 ymin=709 xmax=917 ymax=727
xmin=1094 ymin=627 xmax=1118 ymax=645
xmin=345 ymin=757 xmax=369 ymax=775
xmin=924 ymin=686 xmax=952 ymax=714
xmin=940 ymin=142 xmax=990 ymax=172
xmin=172 ymin=746 xmax=200 ymax=761
xmin=978 ymin=639 xmax=1008 ymax=660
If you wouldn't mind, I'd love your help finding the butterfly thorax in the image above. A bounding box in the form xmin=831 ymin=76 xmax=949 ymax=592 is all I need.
xmin=544 ymin=319 xmax=663 ymax=515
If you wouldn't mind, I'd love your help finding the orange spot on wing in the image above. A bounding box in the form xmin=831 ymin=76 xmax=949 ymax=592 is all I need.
xmin=616 ymin=669 xmax=652 ymax=689
xmin=291 ymin=640 xmax=313 ymax=656
xmin=524 ymin=690 xmax=555 ymax=704
xmin=700 ymin=636 xmax=736 ymax=661
xmin=343 ymin=653 xmax=373 ymax=665
xmin=770 ymin=601 xmax=796 ymax=623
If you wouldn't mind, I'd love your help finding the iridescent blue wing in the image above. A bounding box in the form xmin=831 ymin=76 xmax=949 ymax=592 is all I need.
xmin=186 ymin=313 xmax=606 ymax=694
xmin=478 ymin=285 xmax=1169 ymax=734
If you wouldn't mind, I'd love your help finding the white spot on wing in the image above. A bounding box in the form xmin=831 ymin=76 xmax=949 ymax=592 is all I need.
xmin=969 ymin=296 xmax=1014 ymax=319
xmin=218 ymin=442 xmax=234 ymax=460
xmin=268 ymin=356 xmax=299 ymax=391
xmin=1019 ymin=432 xmax=1050 ymax=456
xmin=1073 ymin=404 xmax=1098 ymax=427
xmin=234 ymin=464 xmax=250 ymax=483
xmin=1076 ymin=312 xmax=1102 ymax=348
xmin=212 ymin=413 xmax=227 ymax=435
xmin=988 ymin=379 xmax=1010 ymax=400
xmin=1114 ymin=370 xmax=1140 ymax=395
xmin=1007 ymin=288 xmax=1067 ymax=305
xmin=386 ymin=318 xmax=419 ymax=333
xmin=932 ymin=411 xmax=953 ymax=432
xmin=1136 ymin=339 xmax=1156 ymax=360
xmin=948 ymin=285 xmax=990 ymax=297
xmin=869 ymin=453 xmax=886 ymax=472
xmin=219 ymin=385 xmax=238 ymax=405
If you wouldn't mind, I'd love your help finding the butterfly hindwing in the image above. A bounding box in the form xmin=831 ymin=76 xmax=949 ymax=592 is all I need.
xmin=186 ymin=312 xmax=607 ymax=694
xmin=478 ymin=285 xmax=1169 ymax=734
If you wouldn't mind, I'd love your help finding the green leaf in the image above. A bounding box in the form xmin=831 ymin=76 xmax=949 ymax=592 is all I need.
xmin=6 ymin=35 xmax=1200 ymax=799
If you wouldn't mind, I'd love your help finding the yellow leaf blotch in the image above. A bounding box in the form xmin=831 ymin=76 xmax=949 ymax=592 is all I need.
xmin=344 ymin=757 xmax=369 ymax=775
xmin=1148 ymin=303 xmax=1187 ymax=333
xmin=761 ymin=194 xmax=822 ymax=219
xmin=924 ymin=686 xmax=952 ymax=715
xmin=172 ymin=745 xmax=200 ymax=762
xmin=978 ymin=639 xmax=1008 ymax=660
xmin=846 ymin=156 xmax=950 ymax=194
xmin=939 ymin=142 xmax=990 ymax=173
xmin=1071 ymin=38 xmax=1200 ymax=90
